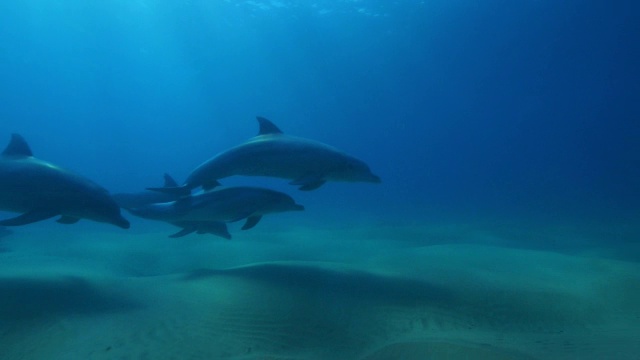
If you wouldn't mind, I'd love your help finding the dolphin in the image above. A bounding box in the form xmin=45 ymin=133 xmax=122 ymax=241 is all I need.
xmin=113 ymin=174 xmax=182 ymax=209
xmin=129 ymin=186 xmax=304 ymax=232
xmin=115 ymin=174 xmax=230 ymax=239
xmin=0 ymin=134 xmax=130 ymax=229
xmin=149 ymin=117 xmax=381 ymax=195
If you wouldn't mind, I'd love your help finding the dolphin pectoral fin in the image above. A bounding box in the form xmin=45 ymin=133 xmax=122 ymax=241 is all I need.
xmin=290 ymin=175 xmax=326 ymax=191
xmin=241 ymin=215 xmax=262 ymax=230
xmin=57 ymin=216 xmax=80 ymax=224
xmin=202 ymin=180 xmax=222 ymax=191
xmin=169 ymin=227 xmax=197 ymax=238
xmin=0 ymin=210 xmax=58 ymax=226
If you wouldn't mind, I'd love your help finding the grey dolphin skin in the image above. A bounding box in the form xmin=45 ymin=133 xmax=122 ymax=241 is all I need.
xmin=0 ymin=134 xmax=130 ymax=229
xmin=129 ymin=186 xmax=304 ymax=233
xmin=149 ymin=117 xmax=380 ymax=195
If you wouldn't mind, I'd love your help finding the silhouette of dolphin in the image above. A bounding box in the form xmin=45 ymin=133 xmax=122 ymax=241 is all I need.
xmin=130 ymin=186 xmax=304 ymax=232
xmin=0 ymin=134 xmax=130 ymax=229
xmin=114 ymin=174 xmax=230 ymax=239
xmin=149 ymin=117 xmax=380 ymax=195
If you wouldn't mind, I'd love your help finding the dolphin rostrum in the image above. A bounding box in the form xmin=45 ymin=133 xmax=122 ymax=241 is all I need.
xmin=149 ymin=117 xmax=380 ymax=195
xmin=129 ymin=186 xmax=304 ymax=234
xmin=0 ymin=134 xmax=130 ymax=229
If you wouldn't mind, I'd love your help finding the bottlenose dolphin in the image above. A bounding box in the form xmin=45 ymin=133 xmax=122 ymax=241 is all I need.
xmin=149 ymin=117 xmax=380 ymax=195
xmin=113 ymin=174 xmax=182 ymax=209
xmin=115 ymin=174 xmax=230 ymax=239
xmin=0 ymin=134 xmax=130 ymax=229
xmin=130 ymin=186 xmax=304 ymax=232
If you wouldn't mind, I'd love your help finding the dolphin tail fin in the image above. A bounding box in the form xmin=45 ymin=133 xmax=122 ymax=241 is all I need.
xmin=147 ymin=185 xmax=191 ymax=196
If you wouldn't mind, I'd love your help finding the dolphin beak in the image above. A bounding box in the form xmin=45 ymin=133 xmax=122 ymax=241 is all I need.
xmin=294 ymin=204 xmax=305 ymax=211
xmin=369 ymin=174 xmax=381 ymax=183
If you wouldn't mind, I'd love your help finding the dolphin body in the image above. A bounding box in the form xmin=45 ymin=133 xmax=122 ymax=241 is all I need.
xmin=0 ymin=134 xmax=130 ymax=229
xmin=129 ymin=186 xmax=304 ymax=232
xmin=149 ymin=117 xmax=380 ymax=195
xmin=115 ymin=174 xmax=231 ymax=239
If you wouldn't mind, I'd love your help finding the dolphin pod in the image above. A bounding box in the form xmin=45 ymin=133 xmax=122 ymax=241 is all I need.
xmin=0 ymin=134 xmax=130 ymax=229
xmin=0 ymin=117 xmax=379 ymax=235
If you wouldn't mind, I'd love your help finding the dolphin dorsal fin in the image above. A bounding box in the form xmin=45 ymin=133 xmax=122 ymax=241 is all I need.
xmin=256 ymin=117 xmax=283 ymax=135
xmin=163 ymin=173 xmax=179 ymax=188
xmin=2 ymin=134 xmax=33 ymax=157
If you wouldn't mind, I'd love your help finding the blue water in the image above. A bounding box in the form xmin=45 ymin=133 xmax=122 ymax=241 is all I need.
xmin=0 ymin=1 xmax=639 ymax=359
xmin=1 ymin=0 xmax=637 ymax=226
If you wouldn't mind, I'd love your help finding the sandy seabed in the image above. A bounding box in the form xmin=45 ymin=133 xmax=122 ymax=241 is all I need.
xmin=0 ymin=221 xmax=639 ymax=360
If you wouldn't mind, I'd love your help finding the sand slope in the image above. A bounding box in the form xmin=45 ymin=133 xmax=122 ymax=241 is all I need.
xmin=0 ymin=225 xmax=639 ymax=359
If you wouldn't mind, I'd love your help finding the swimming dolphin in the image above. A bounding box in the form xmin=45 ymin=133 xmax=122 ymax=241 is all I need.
xmin=113 ymin=174 xmax=182 ymax=209
xmin=149 ymin=117 xmax=381 ymax=195
xmin=130 ymin=186 xmax=304 ymax=232
xmin=115 ymin=174 xmax=230 ymax=239
xmin=0 ymin=134 xmax=130 ymax=229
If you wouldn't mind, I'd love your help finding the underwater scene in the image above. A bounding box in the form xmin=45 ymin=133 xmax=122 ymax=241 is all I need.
xmin=0 ymin=1 xmax=638 ymax=359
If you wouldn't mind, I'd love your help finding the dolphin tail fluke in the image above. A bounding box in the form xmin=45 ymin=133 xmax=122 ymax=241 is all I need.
xmin=147 ymin=185 xmax=191 ymax=196
xmin=0 ymin=210 xmax=58 ymax=226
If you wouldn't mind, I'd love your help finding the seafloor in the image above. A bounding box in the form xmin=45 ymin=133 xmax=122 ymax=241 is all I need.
xmin=0 ymin=218 xmax=639 ymax=360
